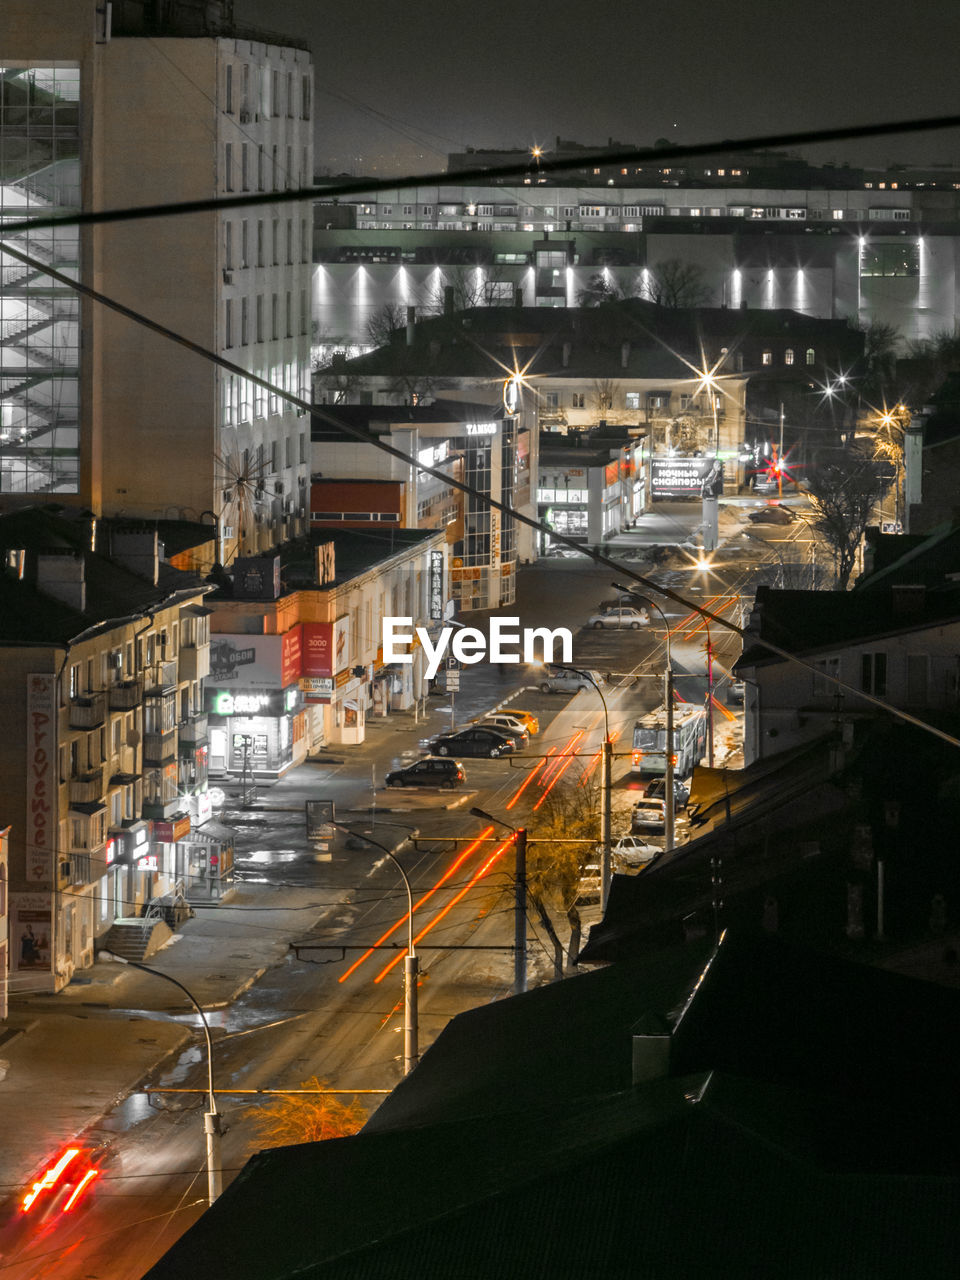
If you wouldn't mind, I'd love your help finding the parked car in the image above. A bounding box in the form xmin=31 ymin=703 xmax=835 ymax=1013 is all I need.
xmin=504 ymin=709 xmax=540 ymax=735
xmin=631 ymin=796 xmax=667 ymax=833
xmin=476 ymin=712 xmax=530 ymax=745
xmin=385 ymin=757 xmax=465 ymax=789
xmin=643 ymin=775 xmax=690 ymax=809
xmin=429 ymin=726 xmax=516 ymax=758
xmin=611 ymin=835 xmax=661 ymax=867
xmin=586 ymin=605 xmax=650 ymax=629
xmin=577 ymin=863 xmax=602 ymax=903
xmin=748 ymin=504 xmax=794 ymax=524
xmin=538 ymin=666 xmax=606 ymax=694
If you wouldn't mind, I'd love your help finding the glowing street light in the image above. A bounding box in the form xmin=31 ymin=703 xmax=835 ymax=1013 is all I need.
xmin=98 ymin=955 xmax=221 ymax=1204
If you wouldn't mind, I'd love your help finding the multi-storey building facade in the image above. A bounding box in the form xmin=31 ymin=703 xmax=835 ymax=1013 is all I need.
xmin=312 ymin=180 xmax=958 ymax=353
xmin=2 ymin=0 xmax=313 ymax=564
xmin=0 ymin=507 xmax=212 ymax=991
xmin=204 ymin=528 xmax=449 ymax=757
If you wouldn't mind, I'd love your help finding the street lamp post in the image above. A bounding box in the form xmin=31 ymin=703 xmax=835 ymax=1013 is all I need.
xmin=471 ymin=807 xmax=527 ymax=993
xmin=331 ymin=821 xmax=419 ymax=1074
xmin=613 ymin=583 xmax=675 ymax=852
xmin=99 ymin=954 xmax=221 ymax=1204
xmin=552 ymin=667 xmax=612 ymax=910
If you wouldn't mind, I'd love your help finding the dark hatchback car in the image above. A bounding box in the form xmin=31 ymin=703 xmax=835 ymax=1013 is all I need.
xmin=385 ymin=757 xmax=465 ymax=788
xmin=644 ymin=775 xmax=690 ymax=809
xmin=429 ymin=726 xmax=516 ymax=758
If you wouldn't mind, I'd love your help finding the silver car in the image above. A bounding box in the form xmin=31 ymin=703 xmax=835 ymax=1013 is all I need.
xmin=586 ymin=605 xmax=650 ymax=630
xmin=538 ymin=667 xmax=606 ymax=694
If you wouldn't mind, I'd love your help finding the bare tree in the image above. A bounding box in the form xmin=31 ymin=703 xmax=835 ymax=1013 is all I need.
xmin=859 ymin=320 xmax=902 ymax=403
xmin=643 ymin=258 xmax=713 ymax=308
xmin=805 ymin=449 xmax=890 ymax=589
xmin=577 ymin=272 xmax=623 ymax=307
xmin=248 ymin=1076 xmax=368 ymax=1148
xmin=365 ymin=302 xmax=407 ymax=349
xmin=425 ymin=266 xmax=497 ymax=314
xmin=591 ymin=378 xmax=620 ymax=420
xmin=526 ymin=772 xmax=602 ymax=970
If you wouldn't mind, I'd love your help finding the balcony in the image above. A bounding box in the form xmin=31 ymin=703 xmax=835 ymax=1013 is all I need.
xmin=70 ymin=767 xmax=105 ymax=805
xmin=142 ymin=796 xmax=181 ymax=821
xmin=69 ymin=691 xmax=106 ymax=729
xmin=178 ymin=642 xmax=210 ymax=682
xmin=178 ymin=713 xmax=208 ymax=748
xmin=109 ymin=679 xmax=142 ymax=711
xmin=145 ymin=659 xmax=179 ymax=692
xmin=143 ymin=727 xmax=177 ymax=764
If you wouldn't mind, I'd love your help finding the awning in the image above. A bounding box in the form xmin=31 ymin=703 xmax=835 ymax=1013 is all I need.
xmin=187 ymin=819 xmax=235 ymax=845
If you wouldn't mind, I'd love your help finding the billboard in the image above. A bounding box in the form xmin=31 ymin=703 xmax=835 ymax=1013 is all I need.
xmin=651 ymin=457 xmax=724 ymax=498
xmin=302 ymin=617 xmax=350 ymax=677
xmin=208 ymin=628 xmax=302 ymax=691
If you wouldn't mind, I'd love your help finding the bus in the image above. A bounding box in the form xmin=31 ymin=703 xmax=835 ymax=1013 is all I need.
xmin=631 ymin=703 xmax=708 ymax=778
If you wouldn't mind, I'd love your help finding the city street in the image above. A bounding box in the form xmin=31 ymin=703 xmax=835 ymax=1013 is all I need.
xmin=0 ymin=501 xmax=808 ymax=1279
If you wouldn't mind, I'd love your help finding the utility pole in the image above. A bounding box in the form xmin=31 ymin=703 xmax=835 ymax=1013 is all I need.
xmin=665 ymin=667 xmax=675 ymax=852
xmin=515 ymin=827 xmax=527 ymax=993
xmin=705 ymin=632 xmax=714 ymax=768
xmin=471 ymin=807 xmax=527 ymax=994
xmin=600 ymin=737 xmax=612 ymax=910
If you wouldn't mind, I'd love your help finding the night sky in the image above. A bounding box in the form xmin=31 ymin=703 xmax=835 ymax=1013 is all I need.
xmin=235 ymin=0 xmax=960 ymax=178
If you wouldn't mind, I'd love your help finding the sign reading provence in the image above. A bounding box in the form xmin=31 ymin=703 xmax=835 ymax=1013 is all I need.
xmin=651 ymin=457 xmax=724 ymax=498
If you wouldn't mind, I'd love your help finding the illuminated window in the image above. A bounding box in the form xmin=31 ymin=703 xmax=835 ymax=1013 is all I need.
xmin=784 ymin=348 xmax=794 ymax=365
xmin=805 ymin=348 xmax=815 ymax=365
xmin=762 ymin=350 xmax=772 ymax=366
xmin=860 ymin=243 xmax=919 ymax=277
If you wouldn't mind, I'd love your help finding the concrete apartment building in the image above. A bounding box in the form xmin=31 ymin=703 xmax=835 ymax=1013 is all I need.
xmin=1 ymin=0 xmax=313 ymax=565
xmin=312 ymin=175 xmax=960 ymax=355
xmin=0 ymin=507 xmax=213 ymax=992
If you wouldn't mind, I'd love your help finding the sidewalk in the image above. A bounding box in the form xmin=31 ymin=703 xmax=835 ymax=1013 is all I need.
xmin=0 ymin=872 xmax=340 ymax=1196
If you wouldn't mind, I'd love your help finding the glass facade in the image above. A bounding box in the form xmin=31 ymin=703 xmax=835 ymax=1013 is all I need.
xmin=0 ymin=65 xmax=81 ymax=493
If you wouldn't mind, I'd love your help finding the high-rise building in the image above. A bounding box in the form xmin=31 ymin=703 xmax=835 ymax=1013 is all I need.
xmin=1 ymin=0 xmax=314 ymax=563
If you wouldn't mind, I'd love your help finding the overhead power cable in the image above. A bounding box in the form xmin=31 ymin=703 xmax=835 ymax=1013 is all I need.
xmin=2 ymin=235 xmax=957 ymax=752
xmin=1 ymin=112 xmax=960 ymax=239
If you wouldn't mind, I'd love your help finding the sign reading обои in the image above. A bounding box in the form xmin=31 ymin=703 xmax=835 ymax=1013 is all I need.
xmin=383 ymin=617 xmax=572 ymax=681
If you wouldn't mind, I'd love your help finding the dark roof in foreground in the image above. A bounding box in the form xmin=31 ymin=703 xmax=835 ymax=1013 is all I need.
xmin=0 ymin=506 xmax=206 ymax=644
xmin=144 ymin=935 xmax=960 ymax=1280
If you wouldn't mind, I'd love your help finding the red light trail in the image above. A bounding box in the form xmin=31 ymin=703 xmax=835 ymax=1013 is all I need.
xmin=338 ymin=827 xmax=494 ymax=983
xmin=374 ymin=836 xmax=514 ymax=983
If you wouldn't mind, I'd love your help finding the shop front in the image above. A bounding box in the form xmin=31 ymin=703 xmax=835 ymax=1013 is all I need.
xmin=175 ymin=819 xmax=235 ymax=901
xmin=206 ymin=628 xmax=306 ymax=778
xmin=207 ymin=685 xmax=304 ymax=779
xmin=105 ymin=820 xmax=153 ymax=918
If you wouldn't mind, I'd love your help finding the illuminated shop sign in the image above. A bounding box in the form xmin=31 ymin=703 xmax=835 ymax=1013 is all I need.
xmin=207 ymin=687 xmax=300 ymax=718
xmin=212 ymin=691 xmax=272 ymax=716
xmin=430 ymin=549 xmax=444 ymax=620
xmin=464 ymin=422 xmax=497 ymax=437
